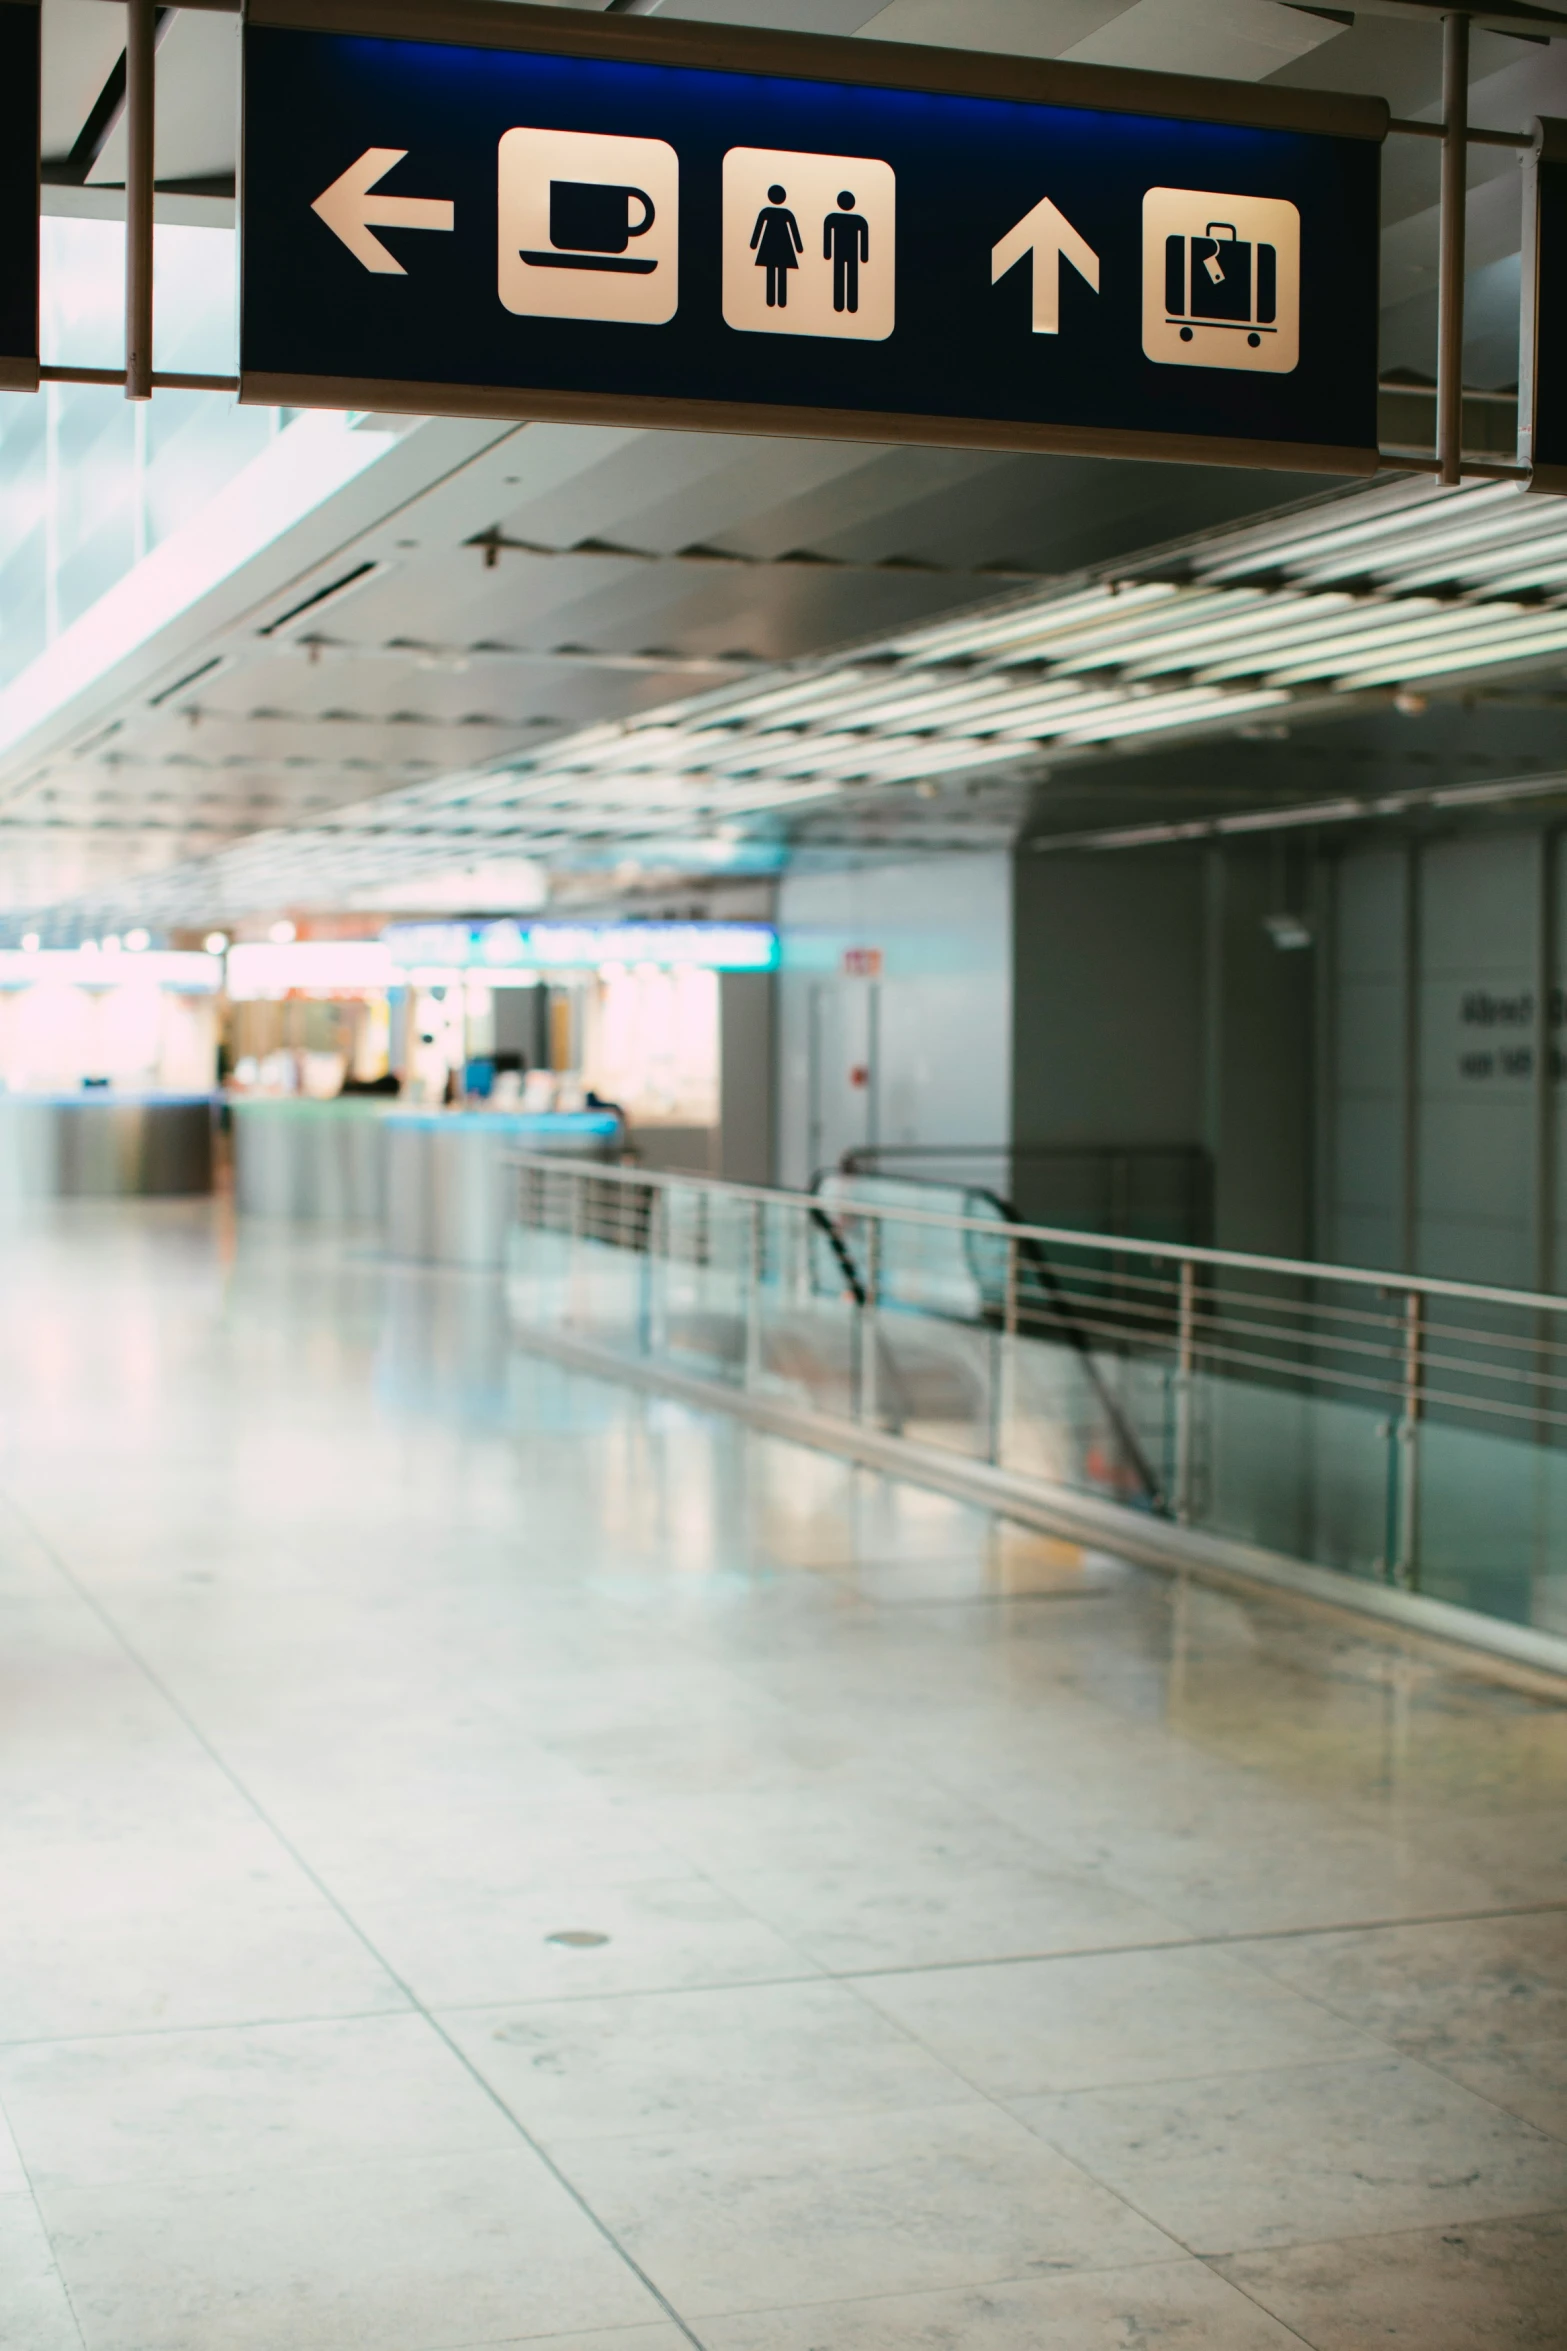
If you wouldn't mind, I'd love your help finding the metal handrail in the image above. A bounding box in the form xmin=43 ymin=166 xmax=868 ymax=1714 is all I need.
xmin=504 ymin=1150 xmax=1567 ymax=1611
xmin=507 ymin=1151 xmax=1567 ymax=1320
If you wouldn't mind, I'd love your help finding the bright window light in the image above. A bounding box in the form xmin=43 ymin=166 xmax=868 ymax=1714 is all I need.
xmin=225 ymin=941 xmax=395 ymax=998
xmin=0 ymin=949 xmax=219 ymax=990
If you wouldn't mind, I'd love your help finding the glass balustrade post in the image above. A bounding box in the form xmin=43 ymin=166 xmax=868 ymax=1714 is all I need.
xmin=745 ymin=1199 xmax=764 ymax=1391
xmin=649 ymin=1185 xmax=668 ymax=1357
xmin=859 ymin=1214 xmax=881 ymax=1427
xmin=1173 ymin=1257 xmax=1197 ymax=1524
xmin=997 ymin=1233 xmax=1019 ymax=1470
xmin=567 ymin=1167 xmax=586 ymax=1329
xmin=1392 ymin=1286 xmax=1424 ymax=1589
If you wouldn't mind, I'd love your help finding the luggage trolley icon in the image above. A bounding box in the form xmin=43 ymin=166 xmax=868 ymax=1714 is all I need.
xmin=1142 ymin=188 xmax=1300 ymax=375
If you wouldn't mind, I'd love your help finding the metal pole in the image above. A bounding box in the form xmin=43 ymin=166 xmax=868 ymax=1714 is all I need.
xmin=995 ymin=1231 xmax=1018 ymax=1469
xmin=125 ymin=0 xmax=156 ymax=401
xmin=1173 ymin=1257 xmax=1197 ymax=1524
xmin=1392 ymin=1287 xmax=1424 ymax=1587
xmin=1436 ymin=11 xmax=1469 ymax=485
xmin=859 ymin=1214 xmax=880 ymax=1426
xmin=744 ymin=1200 xmax=764 ymax=1390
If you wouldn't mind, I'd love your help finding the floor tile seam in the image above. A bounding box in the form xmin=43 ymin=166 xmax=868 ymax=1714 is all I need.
xmin=815 ymin=1900 xmax=1567 ymax=1985
xmin=531 ymin=2089 xmax=1016 ymax=2164
xmin=2 ymin=1493 xmax=716 ymax=2351
xmin=1191 ymin=2254 xmax=1321 ymax=2349
xmin=429 ymin=1969 xmax=843 ymax=2023
xmin=1201 ymin=2201 xmax=1567 ymax=2267
xmin=814 ymin=1971 xmax=1208 ymax=2268
xmin=0 ymin=2000 xmax=426 ymax=2054
xmin=0 ymin=2083 xmax=89 ymax=2351
xmin=1169 ymin=2190 xmax=1567 ymax=2264
xmin=673 ymin=2245 xmax=1203 ymax=2328
xmin=1408 ymin=2045 xmax=1567 ymax=2147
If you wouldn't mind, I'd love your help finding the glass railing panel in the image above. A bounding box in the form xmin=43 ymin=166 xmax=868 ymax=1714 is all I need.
xmin=1193 ymin=1375 xmax=1391 ymax=1582
xmin=502 ymin=1156 xmax=1567 ymax=1643
xmin=656 ymin=1182 xmax=750 ymax=1388
xmin=745 ymin=1198 xmax=860 ymax=1417
xmin=1415 ymin=1419 xmax=1567 ymax=1634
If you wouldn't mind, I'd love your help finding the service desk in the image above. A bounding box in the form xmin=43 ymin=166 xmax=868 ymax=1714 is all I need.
xmin=385 ymin=1108 xmax=619 ymax=1268
xmin=230 ymin=1096 xmax=391 ymax=1222
xmin=0 ymin=1092 xmax=214 ymax=1197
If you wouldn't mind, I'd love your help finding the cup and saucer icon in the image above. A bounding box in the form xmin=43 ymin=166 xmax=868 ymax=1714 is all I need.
xmin=499 ymin=128 xmax=678 ymax=323
xmin=524 ymin=179 xmax=658 ymax=274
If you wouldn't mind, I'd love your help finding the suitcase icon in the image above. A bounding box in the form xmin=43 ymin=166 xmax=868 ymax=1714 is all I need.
xmin=1165 ymin=223 xmax=1278 ymax=342
xmin=1143 ymin=189 xmax=1299 ymax=375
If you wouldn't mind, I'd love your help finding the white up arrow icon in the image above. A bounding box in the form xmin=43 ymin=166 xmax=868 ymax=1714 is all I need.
xmin=312 ymin=149 xmax=455 ymax=275
xmin=990 ymin=197 xmax=1099 ymax=334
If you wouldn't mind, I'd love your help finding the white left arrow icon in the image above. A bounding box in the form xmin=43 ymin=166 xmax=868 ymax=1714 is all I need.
xmin=312 ymin=148 xmax=455 ymax=275
xmin=991 ymin=196 xmax=1099 ymax=335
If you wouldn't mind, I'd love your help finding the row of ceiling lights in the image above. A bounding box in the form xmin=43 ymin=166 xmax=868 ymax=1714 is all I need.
xmin=20 ymin=474 xmax=1567 ymax=933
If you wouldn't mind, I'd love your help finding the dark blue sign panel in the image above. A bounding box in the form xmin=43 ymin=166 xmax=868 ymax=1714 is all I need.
xmin=241 ymin=0 xmax=1383 ymax=474
xmin=0 ymin=0 xmax=39 ymax=393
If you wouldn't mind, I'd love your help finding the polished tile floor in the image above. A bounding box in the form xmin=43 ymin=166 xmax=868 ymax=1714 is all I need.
xmin=1 ymin=1202 xmax=1565 ymax=2351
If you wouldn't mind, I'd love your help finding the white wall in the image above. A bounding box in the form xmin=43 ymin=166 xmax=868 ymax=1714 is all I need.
xmin=775 ymin=854 xmax=1012 ymax=1187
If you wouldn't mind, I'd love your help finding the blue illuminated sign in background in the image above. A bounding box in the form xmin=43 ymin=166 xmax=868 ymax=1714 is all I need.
xmin=242 ymin=24 xmax=1380 ymax=463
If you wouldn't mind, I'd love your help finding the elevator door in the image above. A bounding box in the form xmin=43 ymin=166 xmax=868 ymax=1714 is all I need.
xmin=807 ymin=978 xmax=879 ymax=1180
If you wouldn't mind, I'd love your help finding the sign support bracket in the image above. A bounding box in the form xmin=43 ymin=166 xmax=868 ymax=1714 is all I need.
xmin=125 ymin=0 xmax=155 ymax=400
xmin=1436 ymin=10 xmax=1470 ymax=485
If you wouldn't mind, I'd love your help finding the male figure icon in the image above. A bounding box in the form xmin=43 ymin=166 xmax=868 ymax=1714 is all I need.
xmin=750 ymin=184 xmax=803 ymax=307
xmin=824 ymin=191 xmax=868 ymax=313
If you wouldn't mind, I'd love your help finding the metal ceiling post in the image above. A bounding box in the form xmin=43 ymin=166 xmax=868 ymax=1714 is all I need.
xmin=1437 ymin=11 xmax=1470 ymax=484
xmin=125 ymin=0 xmax=156 ymax=401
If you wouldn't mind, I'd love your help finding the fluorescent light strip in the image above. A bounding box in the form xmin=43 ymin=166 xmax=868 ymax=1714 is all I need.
xmin=1367 ymin=506 xmax=1567 ymax=584
xmin=1335 ymin=617 xmax=1567 ymax=689
xmin=1191 ymin=601 xmax=1457 ymax=682
xmin=1267 ymin=607 xmax=1553 ymax=688
xmin=882 ymin=582 xmax=1169 ymax=661
xmin=1059 ymin=689 xmax=1288 ymax=742
xmin=1114 ymin=593 xmax=1348 ymax=677
xmin=1196 ymin=482 xmax=1508 ymax=582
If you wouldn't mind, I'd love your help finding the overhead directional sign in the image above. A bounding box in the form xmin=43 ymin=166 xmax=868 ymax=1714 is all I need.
xmin=240 ymin=0 xmax=1386 ymax=474
xmin=0 ymin=0 xmax=39 ymax=395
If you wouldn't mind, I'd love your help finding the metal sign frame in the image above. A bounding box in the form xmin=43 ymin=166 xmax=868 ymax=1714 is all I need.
xmin=237 ymin=0 xmax=1389 ymax=475
xmin=0 ymin=0 xmax=40 ymax=395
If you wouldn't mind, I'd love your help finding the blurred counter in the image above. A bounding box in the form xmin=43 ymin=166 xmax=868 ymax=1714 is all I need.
xmin=230 ymin=1095 xmax=392 ymax=1222
xmin=0 ymin=1093 xmax=214 ymax=1198
xmin=385 ymin=1108 xmax=620 ymax=1268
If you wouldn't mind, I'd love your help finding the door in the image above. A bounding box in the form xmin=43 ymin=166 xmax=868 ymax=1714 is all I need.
xmin=807 ymin=978 xmax=879 ymax=1179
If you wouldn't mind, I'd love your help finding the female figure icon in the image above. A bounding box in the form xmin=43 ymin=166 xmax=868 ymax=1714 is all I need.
xmin=750 ymin=184 xmax=803 ymax=307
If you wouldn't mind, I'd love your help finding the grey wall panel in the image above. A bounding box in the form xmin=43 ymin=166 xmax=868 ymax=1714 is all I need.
xmin=1012 ymin=849 xmax=1204 ymax=1150
xmin=1415 ymin=1214 xmax=1537 ymax=1289
xmin=1336 ymin=848 xmax=1406 ymax=977
xmin=1424 ymin=831 xmax=1539 ymax=966
xmin=1418 ymin=1095 xmax=1533 ymax=1226
xmin=1334 ymin=1206 xmax=1401 ymax=1274
xmin=1328 ymin=826 xmax=1565 ymax=1295
xmin=1333 ymin=1091 xmax=1402 ymax=1222
xmin=1337 ymin=976 xmax=1404 ymax=1092
xmin=1210 ymin=845 xmax=1313 ymax=1259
